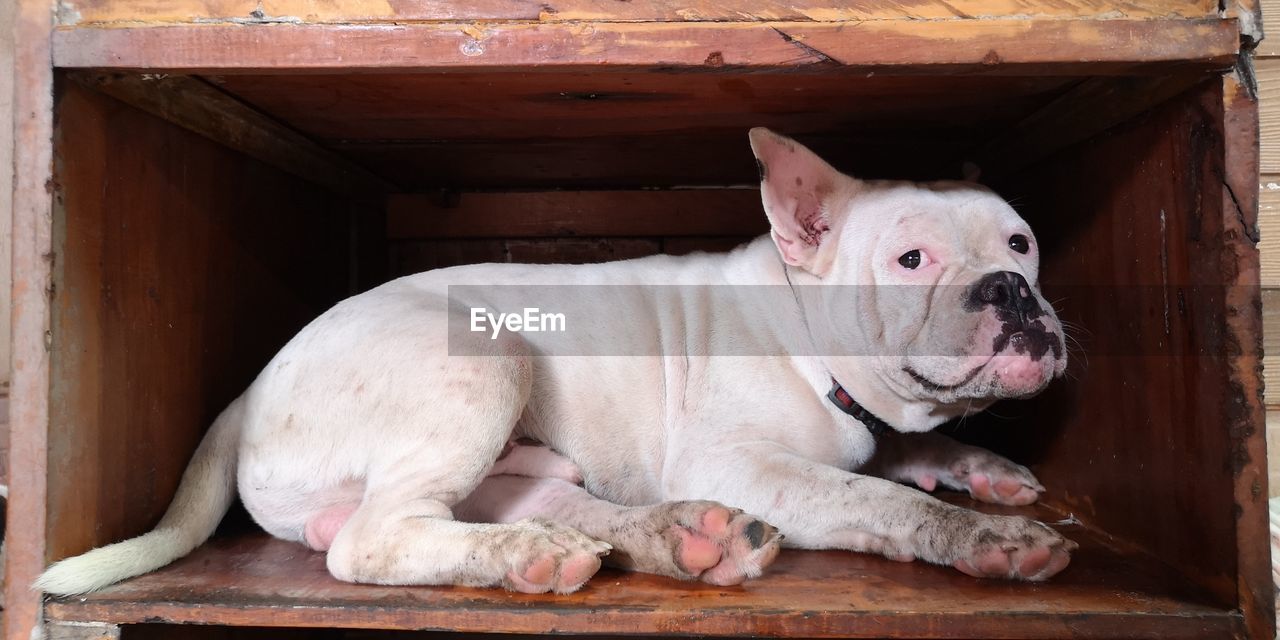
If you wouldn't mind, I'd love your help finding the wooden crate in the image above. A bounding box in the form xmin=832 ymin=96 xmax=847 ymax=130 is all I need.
xmin=6 ymin=1 xmax=1273 ymax=639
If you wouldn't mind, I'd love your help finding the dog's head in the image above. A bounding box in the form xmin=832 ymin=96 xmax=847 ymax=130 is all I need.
xmin=749 ymin=128 xmax=1067 ymax=430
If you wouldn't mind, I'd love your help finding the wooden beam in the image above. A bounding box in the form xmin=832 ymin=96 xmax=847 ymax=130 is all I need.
xmin=6 ymin=0 xmax=54 ymax=638
xmin=56 ymin=0 xmax=1218 ymax=27
xmin=52 ymin=19 xmax=1239 ymax=74
xmin=68 ymin=73 xmax=394 ymax=195
xmin=386 ymin=191 xmax=769 ymax=240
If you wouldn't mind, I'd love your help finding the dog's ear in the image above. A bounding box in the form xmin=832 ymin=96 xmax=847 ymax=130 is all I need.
xmin=748 ymin=128 xmax=852 ymax=275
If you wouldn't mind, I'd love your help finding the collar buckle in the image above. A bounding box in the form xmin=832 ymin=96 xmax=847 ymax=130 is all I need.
xmin=827 ymin=380 xmax=893 ymax=437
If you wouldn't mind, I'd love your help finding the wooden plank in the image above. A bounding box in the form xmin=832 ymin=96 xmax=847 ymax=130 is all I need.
xmin=1258 ymin=0 xmax=1279 ymax=56
xmin=1263 ymin=289 xmax=1280 ymax=406
xmin=1258 ymin=59 xmax=1280 ymax=172
xmin=338 ymin=136 xmax=965 ymax=190
xmin=6 ymin=0 xmax=55 ymax=637
xmin=211 ymin=71 xmax=1072 ymax=143
xmin=68 ymin=73 xmax=393 ymax=195
xmin=1219 ymin=71 xmax=1275 ymax=640
xmin=52 ymin=19 xmax=1240 ymax=74
xmin=44 ymin=622 xmax=120 ymax=640
xmin=56 ymin=0 xmax=1218 ymax=26
xmin=1260 ymin=177 xmax=1280 ymax=286
xmin=1269 ymin=409 xmax=1280 ymax=498
xmin=387 ymin=191 xmax=768 ymax=240
xmin=0 ymin=0 xmax=13 ymax=398
xmin=44 ymin=519 xmax=1239 ymax=639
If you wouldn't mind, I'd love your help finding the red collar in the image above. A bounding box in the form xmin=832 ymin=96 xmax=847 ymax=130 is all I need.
xmin=827 ymin=379 xmax=892 ymax=436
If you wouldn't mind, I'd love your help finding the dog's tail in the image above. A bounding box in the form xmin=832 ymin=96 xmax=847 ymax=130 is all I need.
xmin=35 ymin=395 xmax=247 ymax=595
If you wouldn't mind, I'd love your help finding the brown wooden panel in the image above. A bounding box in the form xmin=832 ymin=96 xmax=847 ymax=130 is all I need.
xmin=45 ymin=81 xmax=350 ymax=566
xmin=975 ymin=82 xmax=1257 ymax=616
xmin=46 ymin=500 xmax=1238 ymax=639
xmin=389 ymin=237 xmax=754 ymax=278
xmin=58 ymin=0 xmax=1217 ymax=27
xmin=387 ymin=191 xmax=769 ymax=240
xmin=51 ymin=20 xmax=1240 ymax=74
xmin=70 ymin=73 xmax=393 ymax=194
xmin=210 ymin=71 xmax=1072 ymax=142
xmin=338 ymin=136 xmax=965 ymax=190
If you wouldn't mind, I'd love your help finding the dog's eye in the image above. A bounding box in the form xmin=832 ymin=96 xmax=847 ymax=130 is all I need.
xmin=1008 ymin=234 xmax=1030 ymax=254
xmin=898 ymin=250 xmax=922 ymax=269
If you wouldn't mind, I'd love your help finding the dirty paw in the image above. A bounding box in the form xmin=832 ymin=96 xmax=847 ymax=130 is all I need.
xmin=502 ymin=518 xmax=611 ymax=594
xmin=950 ymin=514 xmax=1076 ymax=581
xmin=926 ymin=451 xmax=1044 ymax=506
xmin=607 ymin=501 xmax=782 ymax=585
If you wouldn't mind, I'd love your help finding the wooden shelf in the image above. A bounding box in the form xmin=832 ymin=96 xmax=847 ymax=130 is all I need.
xmin=44 ymin=501 xmax=1240 ymax=639
xmin=51 ymin=18 xmax=1239 ymax=75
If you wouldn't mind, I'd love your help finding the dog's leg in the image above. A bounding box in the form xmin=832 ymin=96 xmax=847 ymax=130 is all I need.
xmin=667 ymin=444 xmax=1075 ymax=581
xmin=456 ymin=475 xmax=782 ymax=585
xmin=313 ymin=344 xmax=609 ymax=594
xmin=325 ymin=476 xmax=610 ymax=593
xmin=860 ymin=432 xmax=1044 ymax=506
xmin=489 ymin=440 xmax=583 ymax=484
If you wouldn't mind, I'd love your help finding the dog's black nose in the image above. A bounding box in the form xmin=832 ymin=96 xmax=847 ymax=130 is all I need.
xmin=968 ymin=271 xmax=1041 ymax=321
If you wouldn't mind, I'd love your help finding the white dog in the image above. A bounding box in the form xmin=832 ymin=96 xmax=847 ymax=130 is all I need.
xmin=38 ymin=129 xmax=1076 ymax=596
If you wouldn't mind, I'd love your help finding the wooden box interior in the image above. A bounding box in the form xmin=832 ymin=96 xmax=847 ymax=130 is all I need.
xmin=35 ymin=69 xmax=1269 ymax=639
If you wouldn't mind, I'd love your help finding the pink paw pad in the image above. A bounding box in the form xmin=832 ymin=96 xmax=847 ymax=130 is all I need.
xmin=672 ymin=526 xmax=723 ymax=573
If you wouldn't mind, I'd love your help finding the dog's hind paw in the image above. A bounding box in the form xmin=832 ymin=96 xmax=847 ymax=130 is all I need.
xmin=603 ymin=501 xmax=781 ymax=586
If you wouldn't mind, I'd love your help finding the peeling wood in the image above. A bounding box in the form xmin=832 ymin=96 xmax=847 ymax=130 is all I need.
xmin=68 ymin=73 xmax=394 ymax=195
xmin=1220 ymin=71 xmax=1276 ymax=640
xmin=51 ymin=19 xmax=1241 ymax=74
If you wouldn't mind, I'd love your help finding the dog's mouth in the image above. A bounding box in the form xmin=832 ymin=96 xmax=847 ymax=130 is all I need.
xmin=904 ymin=362 xmax=987 ymax=392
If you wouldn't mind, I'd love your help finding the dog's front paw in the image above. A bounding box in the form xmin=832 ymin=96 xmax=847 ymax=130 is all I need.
xmin=946 ymin=513 xmax=1076 ymax=581
xmin=929 ymin=450 xmax=1044 ymax=506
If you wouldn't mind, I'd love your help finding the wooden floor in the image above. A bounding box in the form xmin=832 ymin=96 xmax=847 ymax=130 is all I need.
xmin=44 ymin=499 xmax=1239 ymax=639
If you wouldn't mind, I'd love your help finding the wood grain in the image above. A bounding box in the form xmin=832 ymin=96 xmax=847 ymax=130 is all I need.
xmin=45 ymin=81 xmax=350 ymax=572
xmin=387 ymin=191 xmax=768 ymax=240
xmin=975 ymin=82 xmax=1258 ymax=620
xmin=5 ymin=0 xmax=55 ymax=637
xmin=51 ymin=19 xmax=1240 ymax=74
xmin=1258 ymin=0 xmax=1279 ymax=56
xmin=1219 ymin=71 xmax=1274 ymax=640
xmin=44 ymin=509 xmax=1240 ymax=639
xmin=1257 ymin=59 xmax=1280 ymax=172
xmin=56 ymin=0 xmax=1218 ymax=27
xmin=211 ymin=71 xmax=1071 ymax=143
xmin=69 ymin=73 xmax=393 ymax=194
